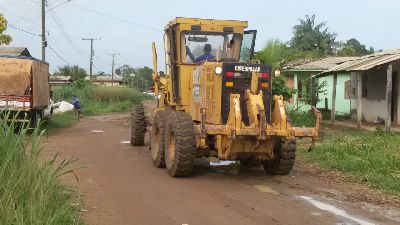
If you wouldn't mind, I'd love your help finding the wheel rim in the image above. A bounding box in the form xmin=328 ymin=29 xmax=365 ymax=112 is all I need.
xmin=168 ymin=131 xmax=176 ymax=161
xmin=151 ymin=127 xmax=160 ymax=159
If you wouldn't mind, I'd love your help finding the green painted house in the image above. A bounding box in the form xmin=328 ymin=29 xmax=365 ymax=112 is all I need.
xmin=282 ymin=57 xmax=358 ymax=114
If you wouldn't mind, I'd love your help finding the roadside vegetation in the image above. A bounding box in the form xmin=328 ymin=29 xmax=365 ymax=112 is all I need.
xmin=298 ymin=126 xmax=400 ymax=195
xmin=288 ymin=109 xmax=399 ymax=195
xmin=0 ymin=117 xmax=83 ymax=225
xmin=48 ymin=111 xmax=77 ymax=129
xmin=50 ymin=79 xmax=148 ymax=128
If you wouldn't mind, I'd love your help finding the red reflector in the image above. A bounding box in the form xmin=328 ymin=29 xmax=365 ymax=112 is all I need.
xmin=260 ymin=72 xmax=269 ymax=78
xmin=226 ymin=71 xmax=234 ymax=77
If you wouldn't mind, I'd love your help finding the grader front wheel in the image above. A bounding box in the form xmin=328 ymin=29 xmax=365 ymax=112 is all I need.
xmin=130 ymin=104 xmax=146 ymax=146
xmin=150 ymin=110 xmax=168 ymax=168
xmin=262 ymin=139 xmax=296 ymax=175
xmin=164 ymin=111 xmax=196 ymax=177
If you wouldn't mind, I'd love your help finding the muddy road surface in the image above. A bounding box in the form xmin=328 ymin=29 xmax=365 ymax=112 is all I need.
xmin=45 ymin=114 xmax=400 ymax=225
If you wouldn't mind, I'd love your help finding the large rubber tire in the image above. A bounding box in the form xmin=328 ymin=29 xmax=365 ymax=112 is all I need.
xmin=130 ymin=104 xmax=146 ymax=146
xmin=262 ymin=138 xmax=296 ymax=175
xmin=30 ymin=109 xmax=43 ymax=130
xmin=150 ymin=110 xmax=168 ymax=168
xmin=164 ymin=111 xmax=196 ymax=177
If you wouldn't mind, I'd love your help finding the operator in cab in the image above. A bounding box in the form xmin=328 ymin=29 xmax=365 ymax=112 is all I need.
xmin=195 ymin=44 xmax=215 ymax=63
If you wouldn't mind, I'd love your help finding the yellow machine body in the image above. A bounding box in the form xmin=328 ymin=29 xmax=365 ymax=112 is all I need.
xmin=152 ymin=18 xmax=321 ymax=161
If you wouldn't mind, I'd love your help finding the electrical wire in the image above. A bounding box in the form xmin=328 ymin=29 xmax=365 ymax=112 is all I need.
xmin=8 ymin=24 xmax=41 ymax=36
xmin=0 ymin=6 xmax=42 ymax=30
xmin=46 ymin=0 xmax=70 ymax=12
xmin=49 ymin=10 xmax=86 ymax=56
xmin=69 ymin=2 xmax=162 ymax=32
xmin=48 ymin=44 xmax=71 ymax=65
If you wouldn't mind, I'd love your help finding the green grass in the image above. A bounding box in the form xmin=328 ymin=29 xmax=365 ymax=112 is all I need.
xmin=0 ymin=117 xmax=83 ymax=225
xmin=49 ymin=82 xmax=148 ymax=128
xmin=83 ymin=101 xmax=133 ymax=116
xmin=47 ymin=111 xmax=78 ymax=129
xmin=298 ymin=128 xmax=400 ymax=195
xmin=288 ymin=110 xmax=316 ymax=127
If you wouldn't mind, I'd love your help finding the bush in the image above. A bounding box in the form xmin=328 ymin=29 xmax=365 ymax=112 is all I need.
xmin=0 ymin=116 xmax=83 ymax=225
xmin=52 ymin=81 xmax=148 ymax=116
xmin=287 ymin=109 xmax=316 ymax=127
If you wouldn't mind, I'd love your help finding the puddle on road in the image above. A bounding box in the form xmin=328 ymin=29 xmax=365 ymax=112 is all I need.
xmin=210 ymin=160 xmax=236 ymax=166
xmin=253 ymin=185 xmax=280 ymax=195
xmin=120 ymin=141 xmax=131 ymax=144
xmin=299 ymin=196 xmax=376 ymax=225
xmin=91 ymin=130 xmax=104 ymax=134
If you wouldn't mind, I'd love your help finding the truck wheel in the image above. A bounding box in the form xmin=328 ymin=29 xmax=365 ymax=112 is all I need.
xmin=30 ymin=109 xmax=42 ymax=129
xmin=131 ymin=104 xmax=146 ymax=146
xmin=262 ymin=138 xmax=296 ymax=175
xmin=150 ymin=110 xmax=168 ymax=168
xmin=164 ymin=111 xmax=195 ymax=177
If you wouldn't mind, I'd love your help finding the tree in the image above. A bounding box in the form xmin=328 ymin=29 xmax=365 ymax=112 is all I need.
xmin=116 ymin=65 xmax=153 ymax=91
xmin=0 ymin=14 xmax=12 ymax=46
xmin=255 ymin=39 xmax=288 ymax=69
xmin=290 ymin=15 xmax=337 ymax=54
xmin=115 ymin=64 xmax=135 ymax=77
xmin=337 ymin=38 xmax=372 ymax=56
xmin=54 ymin=65 xmax=88 ymax=81
xmin=255 ymin=38 xmax=323 ymax=70
xmin=301 ymin=78 xmax=327 ymax=106
xmin=271 ymin=76 xmax=297 ymax=101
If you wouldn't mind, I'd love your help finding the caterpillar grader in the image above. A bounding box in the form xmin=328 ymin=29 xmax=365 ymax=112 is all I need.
xmin=131 ymin=18 xmax=322 ymax=177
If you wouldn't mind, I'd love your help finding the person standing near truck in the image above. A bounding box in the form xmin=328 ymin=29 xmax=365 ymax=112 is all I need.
xmin=71 ymin=95 xmax=82 ymax=118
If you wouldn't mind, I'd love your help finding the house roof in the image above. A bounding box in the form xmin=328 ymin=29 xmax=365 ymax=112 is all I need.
xmin=284 ymin=57 xmax=359 ymax=71
xmin=0 ymin=47 xmax=31 ymax=57
xmin=317 ymin=49 xmax=400 ymax=77
xmin=92 ymin=75 xmax=124 ymax=82
xmin=50 ymin=76 xmax=73 ymax=82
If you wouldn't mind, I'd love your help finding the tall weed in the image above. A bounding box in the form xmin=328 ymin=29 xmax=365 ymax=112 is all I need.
xmin=0 ymin=115 xmax=82 ymax=225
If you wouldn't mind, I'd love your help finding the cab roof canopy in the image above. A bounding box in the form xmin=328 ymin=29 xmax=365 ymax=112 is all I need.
xmin=165 ymin=17 xmax=248 ymax=33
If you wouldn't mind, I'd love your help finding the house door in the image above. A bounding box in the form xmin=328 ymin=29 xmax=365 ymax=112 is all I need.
xmin=392 ymin=72 xmax=398 ymax=122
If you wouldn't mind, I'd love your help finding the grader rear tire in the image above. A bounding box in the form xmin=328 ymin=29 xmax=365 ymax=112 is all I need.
xmin=164 ymin=111 xmax=195 ymax=177
xmin=262 ymin=138 xmax=296 ymax=175
xmin=150 ymin=110 xmax=168 ymax=168
xmin=130 ymin=104 xmax=146 ymax=146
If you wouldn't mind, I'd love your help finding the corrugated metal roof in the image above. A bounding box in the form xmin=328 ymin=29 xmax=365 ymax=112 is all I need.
xmin=92 ymin=75 xmax=124 ymax=82
xmin=0 ymin=47 xmax=31 ymax=57
xmin=284 ymin=57 xmax=358 ymax=71
xmin=317 ymin=49 xmax=400 ymax=77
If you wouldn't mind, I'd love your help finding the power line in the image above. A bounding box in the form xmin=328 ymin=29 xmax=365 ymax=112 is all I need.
xmin=8 ymin=24 xmax=41 ymax=36
xmin=49 ymin=10 xmax=85 ymax=56
xmin=69 ymin=3 xmax=162 ymax=32
xmin=46 ymin=0 xmax=70 ymax=12
xmin=0 ymin=6 xmax=42 ymax=30
xmin=0 ymin=0 xmax=30 ymax=8
xmin=48 ymin=44 xmax=70 ymax=65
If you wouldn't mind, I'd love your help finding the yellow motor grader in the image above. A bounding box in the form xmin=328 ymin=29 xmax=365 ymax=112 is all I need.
xmin=131 ymin=18 xmax=321 ymax=177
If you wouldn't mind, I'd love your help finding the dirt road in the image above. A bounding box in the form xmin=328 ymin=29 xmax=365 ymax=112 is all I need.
xmin=45 ymin=114 xmax=400 ymax=225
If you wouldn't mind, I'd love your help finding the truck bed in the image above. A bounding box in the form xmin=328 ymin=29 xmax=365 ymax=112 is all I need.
xmin=0 ymin=57 xmax=50 ymax=109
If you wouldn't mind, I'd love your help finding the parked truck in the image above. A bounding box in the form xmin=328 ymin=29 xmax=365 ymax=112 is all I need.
xmin=0 ymin=55 xmax=52 ymax=128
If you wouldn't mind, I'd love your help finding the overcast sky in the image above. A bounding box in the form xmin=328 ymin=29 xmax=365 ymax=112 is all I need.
xmin=1 ymin=0 xmax=399 ymax=73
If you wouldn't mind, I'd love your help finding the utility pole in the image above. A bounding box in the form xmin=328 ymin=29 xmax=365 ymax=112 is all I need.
xmin=107 ymin=53 xmax=120 ymax=86
xmin=41 ymin=0 xmax=47 ymax=61
xmin=82 ymin=38 xmax=101 ymax=80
